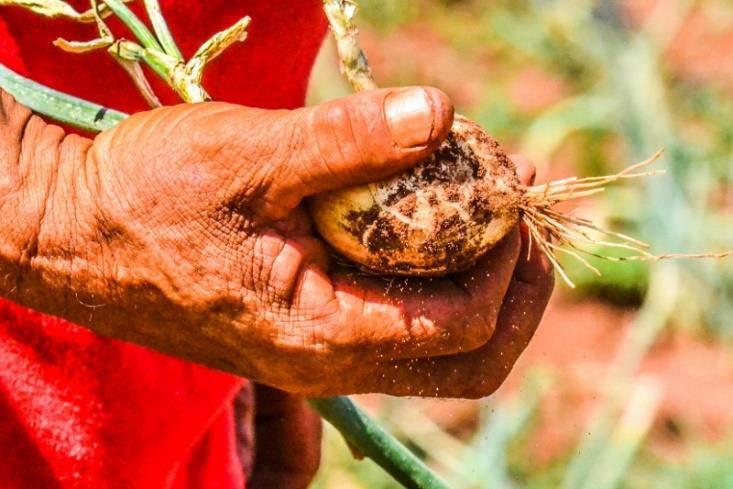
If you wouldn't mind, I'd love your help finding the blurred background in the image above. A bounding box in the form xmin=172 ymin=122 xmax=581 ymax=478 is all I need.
xmin=308 ymin=0 xmax=733 ymax=487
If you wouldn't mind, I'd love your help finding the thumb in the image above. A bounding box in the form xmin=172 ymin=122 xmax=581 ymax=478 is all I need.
xmin=201 ymin=87 xmax=453 ymax=214
xmin=280 ymin=87 xmax=454 ymax=197
xmin=120 ymin=87 xmax=453 ymax=219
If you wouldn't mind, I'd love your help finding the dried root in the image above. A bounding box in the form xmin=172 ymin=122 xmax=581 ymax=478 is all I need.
xmin=521 ymin=150 xmax=732 ymax=287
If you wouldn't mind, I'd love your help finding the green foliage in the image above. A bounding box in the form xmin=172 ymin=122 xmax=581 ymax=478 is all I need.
xmin=563 ymin=244 xmax=649 ymax=306
xmin=358 ymin=0 xmax=417 ymax=31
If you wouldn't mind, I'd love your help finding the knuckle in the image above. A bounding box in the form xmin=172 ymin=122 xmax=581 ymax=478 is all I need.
xmin=508 ymin=226 xmax=523 ymax=250
xmin=522 ymin=266 xmax=555 ymax=308
xmin=542 ymin=265 xmax=556 ymax=293
xmin=314 ymin=317 xmax=357 ymax=351
xmin=509 ymin=154 xmax=537 ymax=186
xmin=323 ymin=100 xmax=359 ymax=148
xmin=0 ymin=89 xmax=31 ymax=128
xmin=282 ymin=108 xmax=335 ymax=185
xmin=319 ymin=101 xmax=365 ymax=173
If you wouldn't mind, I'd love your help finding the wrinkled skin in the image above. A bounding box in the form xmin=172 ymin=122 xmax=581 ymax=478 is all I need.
xmin=0 ymin=86 xmax=553 ymax=485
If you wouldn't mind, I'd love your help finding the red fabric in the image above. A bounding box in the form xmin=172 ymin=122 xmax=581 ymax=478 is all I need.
xmin=0 ymin=1 xmax=327 ymax=488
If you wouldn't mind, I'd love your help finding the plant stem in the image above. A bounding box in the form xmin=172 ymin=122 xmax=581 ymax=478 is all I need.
xmin=143 ymin=0 xmax=183 ymax=59
xmin=0 ymin=62 xmax=446 ymax=489
xmin=108 ymin=38 xmax=172 ymax=85
xmin=0 ymin=63 xmax=126 ymax=130
xmin=309 ymin=397 xmax=449 ymax=489
xmin=321 ymin=0 xmax=377 ymax=92
xmin=0 ymin=0 xmax=115 ymax=21
xmin=101 ymin=0 xmax=162 ymax=52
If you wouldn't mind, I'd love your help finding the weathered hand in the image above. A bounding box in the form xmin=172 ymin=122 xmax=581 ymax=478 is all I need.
xmin=0 ymin=86 xmax=552 ymax=397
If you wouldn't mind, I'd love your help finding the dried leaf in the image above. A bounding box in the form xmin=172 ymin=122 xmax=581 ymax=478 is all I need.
xmin=113 ymin=57 xmax=162 ymax=108
xmin=90 ymin=0 xmax=113 ymax=39
xmin=0 ymin=0 xmax=132 ymax=23
xmin=186 ymin=16 xmax=251 ymax=83
xmin=54 ymin=36 xmax=113 ymax=54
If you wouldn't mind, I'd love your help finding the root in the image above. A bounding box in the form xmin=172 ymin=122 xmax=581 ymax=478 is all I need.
xmin=526 ymin=150 xmax=666 ymax=204
xmin=522 ymin=150 xmax=733 ymax=288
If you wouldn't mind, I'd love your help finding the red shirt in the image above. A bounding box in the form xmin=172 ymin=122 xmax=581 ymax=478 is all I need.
xmin=0 ymin=2 xmax=326 ymax=487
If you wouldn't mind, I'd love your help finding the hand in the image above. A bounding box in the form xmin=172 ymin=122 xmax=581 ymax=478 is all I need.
xmin=0 ymin=86 xmax=553 ymax=398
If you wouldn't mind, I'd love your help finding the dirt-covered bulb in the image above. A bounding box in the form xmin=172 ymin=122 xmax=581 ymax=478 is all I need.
xmin=308 ymin=115 xmax=523 ymax=276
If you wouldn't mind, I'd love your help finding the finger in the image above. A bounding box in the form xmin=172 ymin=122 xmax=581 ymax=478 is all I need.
xmin=453 ymin=228 xmax=554 ymax=397
xmin=107 ymin=88 xmax=452 ymax=219
xmin=510 ymin=154 xmax=536 ymax=186
xmin=516 ymin=222 xmax=553 ymax=283
xmin=249 ymin=384 xmax=322 ymax=489
xmin=240 ymin=227 xmax=330 ymax=308
xmin=296 ymin=229 xmax=521 ymax=364
xmin=330 ymin=233 xmax=554 ymax=398
xmin=284 ymin=87 xmax=454 ymax=196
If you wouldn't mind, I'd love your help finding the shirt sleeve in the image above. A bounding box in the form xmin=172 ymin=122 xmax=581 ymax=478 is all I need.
xmin=0 ymin=15 xmax=26 ymax=74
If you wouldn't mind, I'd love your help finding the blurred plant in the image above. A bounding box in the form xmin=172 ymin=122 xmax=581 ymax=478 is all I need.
xmin=356 ymin=0 xmax=417 ymax=31
xmin=469 ymin=0 xmax=733 ymax=336
xmin=312 ymin=0 xmax=733 ymax=487
xmin=315 ymin=370 xmax=551 ymax=489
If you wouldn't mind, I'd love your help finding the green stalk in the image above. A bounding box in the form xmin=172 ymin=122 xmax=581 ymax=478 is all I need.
xmin=309 ymin=397 xmax=449 ymax=489
xmin=102 ymin=0 xmax=162 ymax=52
xmin=0 ymin=64 xmax=125 ymax=131
xmin=0 ymin=62 xmax=446 ymax=489
xmin=143 ymin=0 xmax=184 ymax=60
xmin=109 ymin=39 xmax=172 ymax=86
